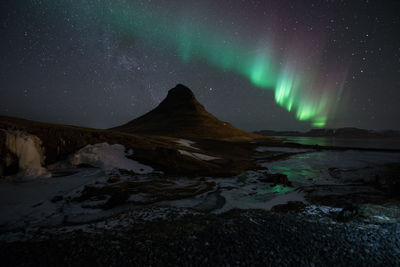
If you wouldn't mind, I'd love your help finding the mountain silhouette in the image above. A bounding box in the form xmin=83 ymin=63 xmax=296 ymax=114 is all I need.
xmin=112 ymin=84 xmax=261 ymax=140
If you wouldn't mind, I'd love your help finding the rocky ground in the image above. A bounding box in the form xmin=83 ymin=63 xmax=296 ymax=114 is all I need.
xmin=1 ymin=152 xmax=399 ymax=267
xmin=1 ymin=208 xmax=399 ymax=267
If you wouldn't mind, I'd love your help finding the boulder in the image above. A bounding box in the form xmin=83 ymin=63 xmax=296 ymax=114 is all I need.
xmin=258 ymin=173 xmax=293 ymax=187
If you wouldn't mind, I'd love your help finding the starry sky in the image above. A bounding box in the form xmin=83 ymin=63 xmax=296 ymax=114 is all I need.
xmin=1 ymin=0 xmax=399 ymax=131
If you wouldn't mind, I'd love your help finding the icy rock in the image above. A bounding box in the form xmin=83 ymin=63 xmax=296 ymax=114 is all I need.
xmin=3 ymin=130 xmax=49 ymax=178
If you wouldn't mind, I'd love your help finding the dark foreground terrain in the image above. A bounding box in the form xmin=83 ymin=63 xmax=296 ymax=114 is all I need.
xmin=1 ymin=85 xmax=399 ymax=266
xmin=1 ymin=208 xmax=399 ymax=267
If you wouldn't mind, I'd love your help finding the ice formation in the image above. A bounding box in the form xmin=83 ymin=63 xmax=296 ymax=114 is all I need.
xmin=4 ymin=130 xmax=49 ymax=178
xmin=70 ymin=143 xmax=153 ymax=173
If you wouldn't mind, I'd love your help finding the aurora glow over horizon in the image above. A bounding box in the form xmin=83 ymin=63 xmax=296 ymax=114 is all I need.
xmin=2 ymin=0 xmax=399 ymax=131
xmin=67 ymin=0 xmax=347 ymax=127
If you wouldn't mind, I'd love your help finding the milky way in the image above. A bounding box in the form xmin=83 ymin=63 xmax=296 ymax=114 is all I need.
xmin=78 ymin=0 xmax=349 ymax=127
xmin=1 ymin=0 xmax=399 ymax=130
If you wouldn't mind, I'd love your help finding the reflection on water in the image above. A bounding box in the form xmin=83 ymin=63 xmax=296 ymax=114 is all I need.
xmin=270 ymin=184 xmax=293 ymax=194
xmin=276 ymin=136 xmax=400 ymax=150
xmin=205 ymin=150 xmax=400 ymax=212
xmin=261 ymin=150 xmax=400 ymax=186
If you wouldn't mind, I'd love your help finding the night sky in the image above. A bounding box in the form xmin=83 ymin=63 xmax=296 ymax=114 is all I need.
xmin=1 ymin=0 xmax=399 ymax=131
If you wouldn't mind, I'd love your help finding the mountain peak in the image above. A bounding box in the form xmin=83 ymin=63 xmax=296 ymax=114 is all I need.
xmin=112 ymin=84 xmax=262 ymax=141
xmin=159 ymin=84 xmax=200 ymax=111
xmin=167 ymin=84 xmax=195 ymax=100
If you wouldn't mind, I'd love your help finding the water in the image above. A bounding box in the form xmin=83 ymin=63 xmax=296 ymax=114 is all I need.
xmin=276 ymin=136 xmax=400 ymax=150
xmin=261 ymin=150 xmax=400 ymax=186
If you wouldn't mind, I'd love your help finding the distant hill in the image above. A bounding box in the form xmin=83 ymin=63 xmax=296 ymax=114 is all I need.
xmin=112 ymin=84 xmax=262 ymax=141
xmin=255 ymin=127 xmax=400 ymax=138
xmin=0 ymin=85 xmax=269 ymax=177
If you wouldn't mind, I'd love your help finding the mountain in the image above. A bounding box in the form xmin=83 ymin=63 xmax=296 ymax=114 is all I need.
xmin=112 ymin=84 xmax=262 ymax=141
xmin=255 ymin=127 xmax=400 ymax=138
xmin=306 ymin=128 xmax=378 ymax=138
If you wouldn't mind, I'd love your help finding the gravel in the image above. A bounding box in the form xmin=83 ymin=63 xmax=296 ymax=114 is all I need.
xmin=1 ymin=208 xmax=399 ymax=266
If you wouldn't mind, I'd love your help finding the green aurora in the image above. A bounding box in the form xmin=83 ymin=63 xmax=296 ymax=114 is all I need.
xmin=45 ymin=0 xmax=347 ymax=127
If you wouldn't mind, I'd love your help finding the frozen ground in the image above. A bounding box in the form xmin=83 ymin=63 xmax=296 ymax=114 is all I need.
xmin=0 ymin=145 xmax=399 ymax=243
xmin=0 ymin=168 xmax=304 ymax=237
xmin=0 ymin=168 xmax=107 ymax=229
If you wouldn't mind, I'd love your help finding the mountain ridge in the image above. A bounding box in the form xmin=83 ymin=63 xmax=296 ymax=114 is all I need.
xmin=255 ymin=127 xmax=400 ymax=138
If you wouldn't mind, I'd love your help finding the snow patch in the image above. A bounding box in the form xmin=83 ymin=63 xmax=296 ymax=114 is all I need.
xmin=178 ymin=150 xmax=220 ymax=161
xmin=175 ymin=139 xmax=199 ymax=150
xmin=303 ymin=205 xmax=343 ymax=216
xmin=71 ymin=143 xmax=153 ymax=173
xmin=373 ymin=215 xmax=391 ymax=221
xmin=4 ymin=130 xmax=49 ymax=179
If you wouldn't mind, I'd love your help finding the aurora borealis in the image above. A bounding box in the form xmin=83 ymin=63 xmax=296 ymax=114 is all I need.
xmin=1 ymin=0 xmax=400 ymax=130
xmin=88 ymin=0 xmax=344 ymax=127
